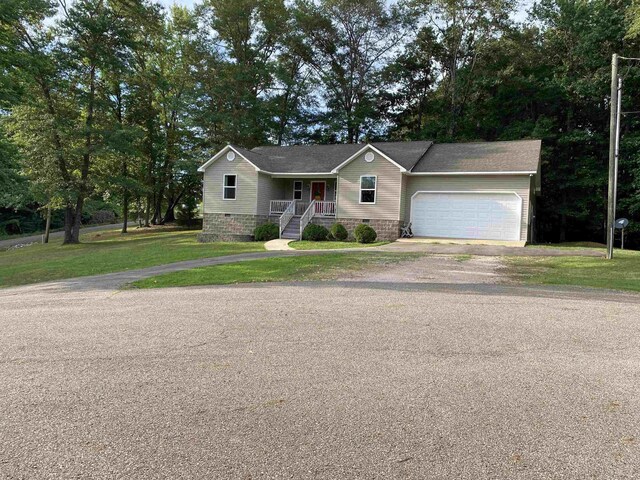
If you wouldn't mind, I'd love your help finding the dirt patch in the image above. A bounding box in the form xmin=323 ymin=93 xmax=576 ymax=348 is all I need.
xmin=337 ymin=254 xmax=504 ymax=284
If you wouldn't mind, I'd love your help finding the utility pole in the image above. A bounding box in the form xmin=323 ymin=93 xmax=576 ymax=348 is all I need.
xmin=606 ymin=53 xmax=619 ymax=260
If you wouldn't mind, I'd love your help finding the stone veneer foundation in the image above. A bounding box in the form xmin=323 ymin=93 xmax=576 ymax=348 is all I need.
xmin=199 ymin=213 xmax=401 ymax=242
xmin=335 ymin=218 xmax=401 ymax=241
xmin=198 ymin=213 xmax=269 ymax=242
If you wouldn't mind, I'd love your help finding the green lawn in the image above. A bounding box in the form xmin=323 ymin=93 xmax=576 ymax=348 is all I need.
xmin=129 ymin=252 xmax=418 ymax=289
xmin=527 ymin=241 xmax=607 ymax=250
xmin=0 ymin=227 xmax=264 ymax=287
xmin=506 ymin=249 xmax=640 ymax=292
xmin=289 ymin=240 xmax=389 ymax=250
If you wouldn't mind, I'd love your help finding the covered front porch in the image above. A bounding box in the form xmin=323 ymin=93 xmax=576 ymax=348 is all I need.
xmin=269 ymin=199 xmax=336 ymax=217
xmin=267 ymin=176 xmax=337 ymax=239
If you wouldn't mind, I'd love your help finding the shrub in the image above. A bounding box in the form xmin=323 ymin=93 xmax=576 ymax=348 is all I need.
xmin=254 ymin=222 xmax=279 ymax=241
xmin=302 ymin=223 xmax=329 ymax=241
xmin=89 ymin=210 xmax=116 ymax=225
xmin=330 ymin=222 xmax=348 ymax=241
xmin=354 ymin=223 xmax=377 ymax=244
xmin=176 ymin=199 xmax=199 ymax=228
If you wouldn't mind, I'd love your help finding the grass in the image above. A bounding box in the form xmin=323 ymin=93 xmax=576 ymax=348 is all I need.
xmin=129 ymin=252 xmax=418 ymax=289
xmin=453 ymin=254 xmax=473 ymax=262
xmin=506 ymin=249 xmax=640 ymax=292
xmin=0 ymin=227 xmax=265 ymax=287
xmin=527 ymin=241 xmax=606 ymax=250
xmin=289 ymin=240 xmax=389 ymax=250
xmin=0 ymin=221 xmax=123 ymax=241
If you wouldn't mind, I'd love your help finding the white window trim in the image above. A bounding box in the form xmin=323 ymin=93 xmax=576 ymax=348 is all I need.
xmin=223 ymin=174 xmax=237 ymax=201
xmin=359 ymin=175 xmax=377 ymax=205
xmin=293 ymin=180 xmax=303 ymax=200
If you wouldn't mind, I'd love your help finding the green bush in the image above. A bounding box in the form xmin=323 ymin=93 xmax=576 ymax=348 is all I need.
xmin=254 ymin=222 xmax=279 ymax=241
xmin=354 ymin=223 xmax=377 ymax=244
xmin=330 ymin=222 xmax=348 ymax=241
xmin=302 ymin=223 xmax=329 ymax=241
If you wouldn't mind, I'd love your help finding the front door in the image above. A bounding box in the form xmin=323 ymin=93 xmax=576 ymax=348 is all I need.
xmin=310 ymin=182 xmax=325 ymax=201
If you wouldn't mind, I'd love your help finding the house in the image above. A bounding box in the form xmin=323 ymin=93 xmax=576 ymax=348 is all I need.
xmin=197 ymin=140 xmax=542 ymax=244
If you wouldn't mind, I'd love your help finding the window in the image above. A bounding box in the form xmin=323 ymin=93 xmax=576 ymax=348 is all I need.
xmin=360 ymin=175 xmax=376 ymax=204
xmin=223 ymin=174 xmax=236 ymax=200
xmin=293 ymin=180 xmax=303 ymax=200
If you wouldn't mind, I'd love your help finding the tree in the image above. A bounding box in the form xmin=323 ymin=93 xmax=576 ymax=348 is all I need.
xmin=294 ymin=0 xmax=408 ymax=143
xmin=409 ymin=0 xmax=517 ymax=138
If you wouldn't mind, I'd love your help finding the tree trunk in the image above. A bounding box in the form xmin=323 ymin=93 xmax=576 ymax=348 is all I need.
xmin=135 ymin=196 xmax=143 ymax=228
xmin=163 ymin=204 xmax=176 ymax=223
xmin=63 ymin=64 xmax=95 ymax=244
xmin=44 ymin=205 xmax=52 ymax=244
xmin=122 ymin=192 xmax=129 ymax=234
xmin=63 ymin=205 xmax=75 ymax=244
xmin=152 ymin=192 xmax=164 ymax=224
xmin=144 ymin=194 xmax=151 ymax=227
xmin=63 ymin=198 xmax=84 ymax=244
xmin=162 ymin=189 xmax=185 ymax=224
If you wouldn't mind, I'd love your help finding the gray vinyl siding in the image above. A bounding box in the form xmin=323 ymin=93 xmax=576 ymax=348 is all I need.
xmin=336 ymin=151 xmax=403 ymax=220
xmin=278 ymin=178 xmax=337 ymax=202
xmin=399 ymin=175 xmax=408 ymax=222
xmin=404 ymin=175 xmax=532 ymax=242
xmin=529 ymin=175 xmax=537 ymax=242
xmin=203 ymin=155 xmax=258 ymax=215
xmin=257 ymin=174 xmax=286 ymax=215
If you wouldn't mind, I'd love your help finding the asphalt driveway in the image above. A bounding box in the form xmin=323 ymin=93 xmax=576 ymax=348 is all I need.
xmin=1 ymin=276 xmax=639 ymax=479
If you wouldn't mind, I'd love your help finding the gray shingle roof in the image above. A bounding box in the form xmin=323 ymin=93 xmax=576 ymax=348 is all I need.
xmin=249 ymin=144 xmax=363 ymax=173
xmin=226 ymin=139 xmax=540 ymax=174
xmin=411 ymin=140 xmax=541 ymax=173
xmin=247 ymin=141 xmax=433 ymax=173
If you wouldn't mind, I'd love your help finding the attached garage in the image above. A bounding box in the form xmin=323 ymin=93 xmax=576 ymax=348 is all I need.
xmin=404 ymin=141 xmax=541 ymax=244
xmin=410 ymin=191 xmax=523 ymax=241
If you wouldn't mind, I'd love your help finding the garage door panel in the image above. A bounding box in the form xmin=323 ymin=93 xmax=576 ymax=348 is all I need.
xmin=411 ymin=192 xmax=521 ymax=241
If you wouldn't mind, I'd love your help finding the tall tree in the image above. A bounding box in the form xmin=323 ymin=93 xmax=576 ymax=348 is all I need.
xmin=409 ymin=0 xmax=517 ymax=138
xmin=201 ymin=0 xmax=288 ymax=148
xmin=294 ymin=0 xmax=408 ymax=143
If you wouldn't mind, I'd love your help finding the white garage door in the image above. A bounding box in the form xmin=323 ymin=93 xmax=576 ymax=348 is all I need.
xmin=411 ymin=192 xmax=522 ymax=241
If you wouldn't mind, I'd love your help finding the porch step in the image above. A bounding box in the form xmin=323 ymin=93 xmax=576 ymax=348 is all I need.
xmin=281 ymin=216 xmax=301 ymax=240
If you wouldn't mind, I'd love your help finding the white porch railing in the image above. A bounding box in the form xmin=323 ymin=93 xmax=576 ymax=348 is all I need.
xmin=270 ymin=199 xmax=335 ymax=217
xmin=315 ymin=201 xmax=336 ymax=216
xmin=299 ymin=200 xmax=316 ymax=239
xmin=270 ymin=200 xmax=292 ymax=215
xmin=279 ymin=200 xmax=296 ymax=238
xmin=295 ymin=201 xmax=310 ymax=216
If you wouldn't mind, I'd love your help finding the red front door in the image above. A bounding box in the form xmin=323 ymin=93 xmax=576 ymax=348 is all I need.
xmin=311 ymin=182 xmax=325 ymax=201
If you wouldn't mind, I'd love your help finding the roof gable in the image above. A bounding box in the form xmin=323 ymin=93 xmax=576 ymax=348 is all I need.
xmin=197 ymin=145 xmax=262 ymax=173
xmin=330 ymin=144 xmax=409 ymax=173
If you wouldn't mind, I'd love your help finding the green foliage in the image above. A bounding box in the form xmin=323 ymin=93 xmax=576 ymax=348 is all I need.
xmin=254 ymin=222 xmax=280 ymax=241
xmin=329 ymin=222 xmax=348 ymax=241
xmin=0 ymin=228 xmax=266 ymax=287
xmin=2 ymin=0 xmax=640 ymax=249
xmin=294 ymin=0 xmax=407 ymax=142
xmin=354 ymin=223 xmax=377 ymax=244
xmin=302 ymin=223 xmax=329 ymax=241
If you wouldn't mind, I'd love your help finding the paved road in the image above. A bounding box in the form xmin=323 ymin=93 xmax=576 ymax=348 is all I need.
xmin=0 ymin=222 xmax=135 ymax=250
xmin=1 ymin=265 xmax=639 ymax=478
